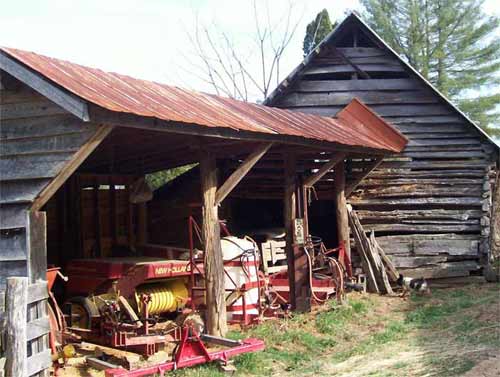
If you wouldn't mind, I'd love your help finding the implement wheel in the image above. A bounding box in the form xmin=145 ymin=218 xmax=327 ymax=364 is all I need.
xmin=66 ymin=296 xmax=99 ymax=329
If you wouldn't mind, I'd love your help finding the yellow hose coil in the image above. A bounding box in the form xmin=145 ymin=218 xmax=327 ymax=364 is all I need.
xmin=135 ymin=279 xmax=188 ymax=315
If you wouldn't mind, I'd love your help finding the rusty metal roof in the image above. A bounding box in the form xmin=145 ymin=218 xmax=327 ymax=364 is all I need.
xmin=1 ymin=47 xmax=407 ymax=153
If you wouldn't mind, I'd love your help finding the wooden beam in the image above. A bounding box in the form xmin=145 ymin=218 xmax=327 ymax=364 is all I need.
xmin=369 ymin=231 xmax=394 ymax=294
xmin=347 ymin=206 xmax=379 ymax=293
xmin=0 ymin=51 xmax=90 ymax=121
xmin=5 ymin=277 xmax=28 ymax=377
xmin=487 ymin=170 xmax=500 ymax=280
xmin=331 ymin=46 xmax=371 ymax=79
xmin=91 ymin=106 xmax=388 ymax=156
xmin=283 ymin=152 xmax=297 ymax=310
xmin=215 ymin=143 xmax=272 ymax=206
xmin=294 ymin=182 xmax=312 ymax=312
xmin=345 ymin=157 xmax=383 ymax=197
xmin=93 ymin=185 xmax=102 ymax=257
xmin=334 ymin=160 xmax=351 ymax=259
xmin=200 ymin=150 xmax=227 ymax=336
xmin=31 ymin=125 xmax=113 ymax=211
xmin=282 ymin=157 xmax=311 ymax=312
xmin=303 ymin=152 xmax=346 ymax=187
xmin=27 ymin=211 xmax=47 ymax=283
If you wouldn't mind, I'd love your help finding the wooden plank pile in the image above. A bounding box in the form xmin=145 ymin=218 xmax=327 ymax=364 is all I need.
xmin=347 ymin=205 xmax=398 ymax=294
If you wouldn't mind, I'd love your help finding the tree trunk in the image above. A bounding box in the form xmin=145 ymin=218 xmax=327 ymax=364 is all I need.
xmin=200 ymin=150 xmax=227 ymax=336
xmin=334 ymin=160 xmax=351 ymax=259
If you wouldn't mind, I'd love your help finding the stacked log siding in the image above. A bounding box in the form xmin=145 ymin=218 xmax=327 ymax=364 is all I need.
xmin=267 ymin=15 xmax=499 ymax=279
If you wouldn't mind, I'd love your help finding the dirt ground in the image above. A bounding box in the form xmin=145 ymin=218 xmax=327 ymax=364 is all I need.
xmin=56 ymin=282 xmax=500 ymax=377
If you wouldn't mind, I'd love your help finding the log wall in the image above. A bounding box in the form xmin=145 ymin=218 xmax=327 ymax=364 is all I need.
xmin=270 ymin=43 xmax=498 ymax=279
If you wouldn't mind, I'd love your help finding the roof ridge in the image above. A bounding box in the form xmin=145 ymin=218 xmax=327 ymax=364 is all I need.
xmin=263 ymin=13 xmax=499 ymax=149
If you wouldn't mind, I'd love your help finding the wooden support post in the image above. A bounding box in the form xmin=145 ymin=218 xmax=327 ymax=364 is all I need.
xmin=215 ymin=143 xmax=272 ymax=206
xmin=200 ymin=150 xmax=227 ymax=336
xmin=486 ymin=171 xmax=500 ymax=281
xmin=127 ymin=185 xmax=136 ymax=253
xmin=6 ymin=277 xmax=28 ymax=377
xmin=334 ymin=160 xmax=351 ymax=259
xmin=295 ymin=180 xmax=311 ymax=312
xmin=283 ymin=152 xmax=297 ymax=309
xmin=110 ymin=183 xmax=117 ymax=246
xmin=93 ymin=185 xmax=102 ymax=257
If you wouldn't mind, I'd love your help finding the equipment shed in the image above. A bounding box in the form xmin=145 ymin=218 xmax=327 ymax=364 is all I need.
xmin=0 ymin=47 xmax=406 ymax=376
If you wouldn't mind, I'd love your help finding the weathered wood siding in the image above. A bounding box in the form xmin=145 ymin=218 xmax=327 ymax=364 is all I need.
xmin=0 ymin=79 xmax=98 ymax=291
xmin=271 ymin=44 xmax=498 ymax=279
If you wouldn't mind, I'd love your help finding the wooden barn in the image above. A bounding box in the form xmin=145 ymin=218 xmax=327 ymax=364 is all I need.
xmin=0 ymin=47 xmax=406 ymax=375
xmin=265 ymin=12 xmax=500 ymax=281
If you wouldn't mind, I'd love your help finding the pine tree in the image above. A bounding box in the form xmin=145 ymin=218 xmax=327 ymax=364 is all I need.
xmin=303 ymin=9 xmax=335 ymax=57
xmin=361 ymin=0 xmax=500 ymax=136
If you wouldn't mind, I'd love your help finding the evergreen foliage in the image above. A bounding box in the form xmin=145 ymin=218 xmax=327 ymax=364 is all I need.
xmin=303 ymin=9 xmax=335 ymax=57
xmin=361 ymin=0 xmax=500 ymax=136
xmin=146 ymin=164 xmax=196 ymax=191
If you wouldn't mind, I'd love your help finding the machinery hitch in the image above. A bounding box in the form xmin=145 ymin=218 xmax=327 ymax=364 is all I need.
xmin=104 ymin=326 xmax=265 ymax=377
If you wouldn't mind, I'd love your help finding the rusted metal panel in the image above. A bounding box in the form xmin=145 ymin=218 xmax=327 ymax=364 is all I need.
xmin=1 ymin=47 xmax=407 ymax=154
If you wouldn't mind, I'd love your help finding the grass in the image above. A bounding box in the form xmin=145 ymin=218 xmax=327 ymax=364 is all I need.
xmin=174 ymin=283 xmax=500 ymax=377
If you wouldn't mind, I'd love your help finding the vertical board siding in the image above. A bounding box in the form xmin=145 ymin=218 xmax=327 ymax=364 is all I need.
xmin=272 ymin=44 xmax=497 ymax=278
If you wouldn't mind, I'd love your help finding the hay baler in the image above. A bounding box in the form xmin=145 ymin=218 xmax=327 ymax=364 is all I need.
xmin=63 ymin=255 xmax=198 ymax=355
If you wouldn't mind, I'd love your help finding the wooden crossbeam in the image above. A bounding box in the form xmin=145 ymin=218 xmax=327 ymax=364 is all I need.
xmin=345 ymin=157 xmax=383 ymax=197
xmin=303 ymin=152 xmax=346 ymax=187
xmin=330 ymin=46 xmax=371 ymax=79
xmin=31 ymin=125 xmax=113 ymax=211
xmin=214 ymin=143 xmax=272 ymax=206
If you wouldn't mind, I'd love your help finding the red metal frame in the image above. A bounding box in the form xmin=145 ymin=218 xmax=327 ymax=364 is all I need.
xmin=104 ymin=327 xmax=265 ymax=377
xmin=65 ymin=258 xmax=194 ymax=298
xmin=188 ymin=216 xmax=262 ymax=325
xmin=322 ymin=241 xmax=352 ymax=278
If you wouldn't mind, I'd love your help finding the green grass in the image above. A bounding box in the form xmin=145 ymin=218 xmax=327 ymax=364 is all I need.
xmin=404 ymin=284 xmax=500 ymax=376
xmin=175 ymin=284 xmax=500 ymax=377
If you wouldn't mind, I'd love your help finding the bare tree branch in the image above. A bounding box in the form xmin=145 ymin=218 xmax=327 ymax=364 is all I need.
xmin=185 ymin=1 xmax=301 ymax=102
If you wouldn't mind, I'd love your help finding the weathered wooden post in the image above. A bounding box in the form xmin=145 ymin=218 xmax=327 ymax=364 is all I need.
xmin=486 ymin=171 xmax=500 ymax=281
xmin=200 ymin=149 xmax=227 ymax=336
xmin=334 ymin=160 xmax=351 ymax=259
xmin=5 ymin=277 xmax=28 ymax=377
xmin=284 ymin=152 xmax=297 ymax=309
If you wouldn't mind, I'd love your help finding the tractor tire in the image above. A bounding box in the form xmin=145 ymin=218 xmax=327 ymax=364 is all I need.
xmin=66 ymin=296 xmax=99 ymax=330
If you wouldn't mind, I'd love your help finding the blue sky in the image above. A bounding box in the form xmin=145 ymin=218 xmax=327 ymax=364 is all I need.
xmin=1 ymin=0 xmax=499 ymax=98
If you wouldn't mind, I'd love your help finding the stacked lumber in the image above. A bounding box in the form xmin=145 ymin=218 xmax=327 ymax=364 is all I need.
xmin=347 ymin=205 xmax=397 ymax=294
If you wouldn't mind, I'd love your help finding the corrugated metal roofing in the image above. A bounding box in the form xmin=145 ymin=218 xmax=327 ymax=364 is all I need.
xmin=1 ymin=47 xmax=407 ymax=153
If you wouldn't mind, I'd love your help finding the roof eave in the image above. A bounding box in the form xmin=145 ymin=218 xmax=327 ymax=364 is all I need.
xmin=0 ymin=49 xmax=90 ymax=121
xmin=263 ymin=12 xmax=499 ymax=150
